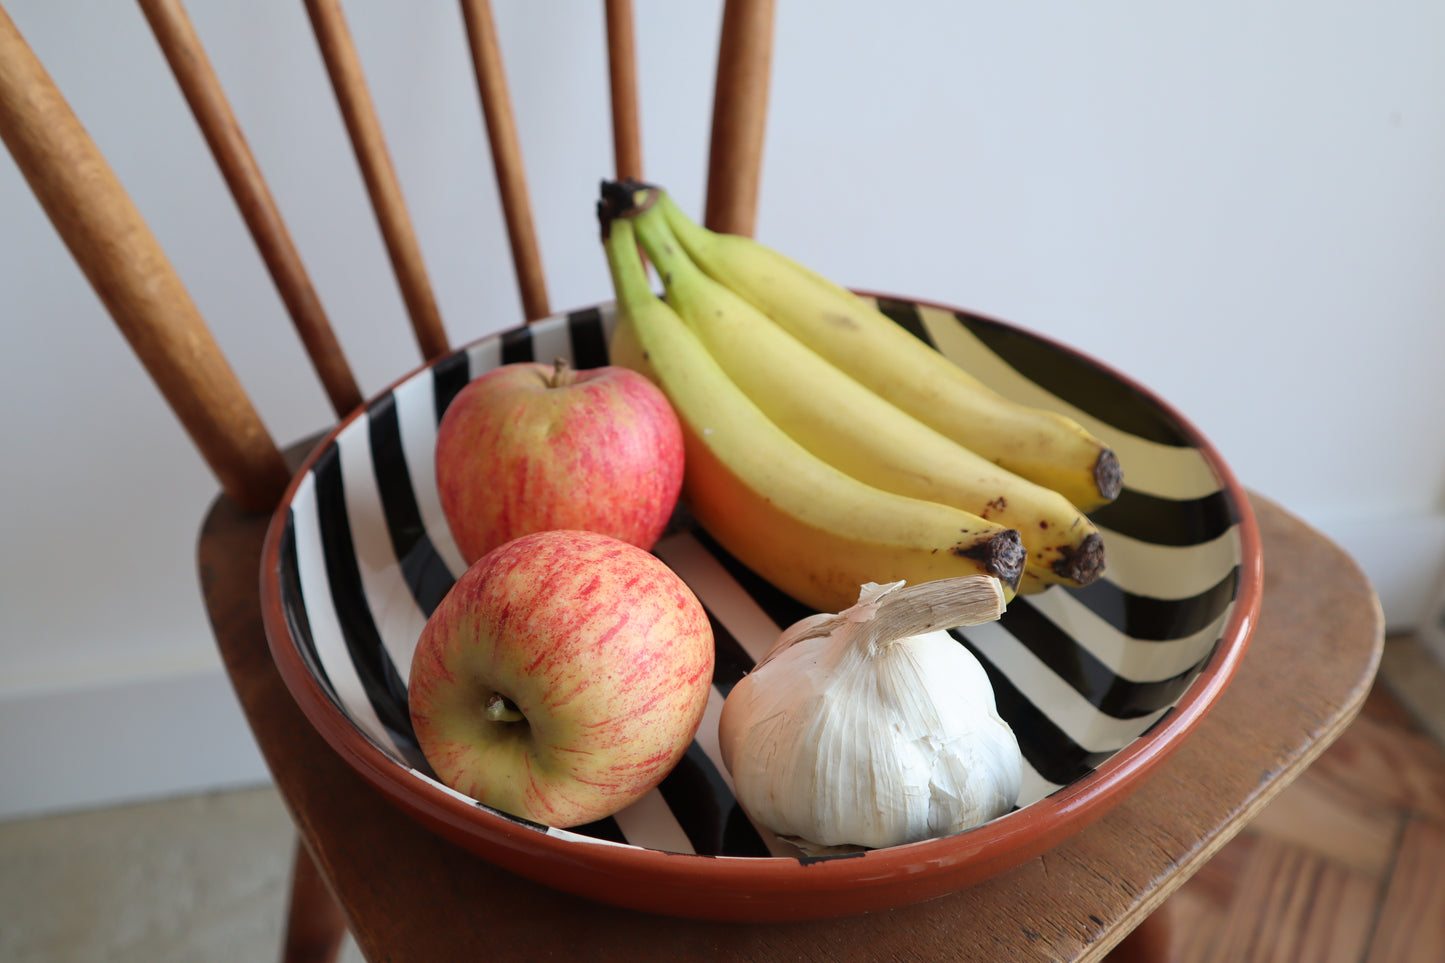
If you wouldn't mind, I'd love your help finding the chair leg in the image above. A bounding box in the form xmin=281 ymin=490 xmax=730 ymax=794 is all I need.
xmin=281 ymin=837 xmax=348 ymax=963
xmin=1104 ymin=904 xmax=1174 ymax=963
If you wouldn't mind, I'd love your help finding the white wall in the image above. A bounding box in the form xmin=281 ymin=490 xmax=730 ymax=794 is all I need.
xmin=3 ymin=0 xmax=1443 ymax=820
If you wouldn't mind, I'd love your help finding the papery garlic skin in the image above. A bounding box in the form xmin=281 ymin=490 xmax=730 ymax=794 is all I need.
xmin=718 ymin=580 xmax=1022 ymax=851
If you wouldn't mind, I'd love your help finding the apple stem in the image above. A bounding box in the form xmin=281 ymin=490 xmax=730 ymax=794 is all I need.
xmin=548 ymin=357 xmax=576 ymax=388
xmin=485 ymin=693 xmax=526 ymax=723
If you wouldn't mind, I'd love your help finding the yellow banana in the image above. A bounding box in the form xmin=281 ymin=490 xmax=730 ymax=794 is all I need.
xmin=599 ymin=208 xmax=1025 ymax=613
xmin=652 ymin=191 xmax=1122 ymax=513
xmin=628 ymin=194 xmax=1104 ymax=594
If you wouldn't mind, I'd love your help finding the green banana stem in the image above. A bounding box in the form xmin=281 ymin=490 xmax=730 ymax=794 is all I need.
xmin=628 ymin=197 xmax=726 ymax=333
xmin=630 ymin=206 xmax=688 ymax=289
xmin=653 ymin=190 xmax=716 ymax=251
xmin=602 ymin=214 xmax=651 ymax=310
xmin=599 ymin=204 xmax=667 ymax=386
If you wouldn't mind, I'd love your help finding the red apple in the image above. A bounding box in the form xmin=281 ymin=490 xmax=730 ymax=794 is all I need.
xmin=435 ymin=358 xmax=684 ymax=565
xmin=407 ymin=529 xmax=715 ymax=827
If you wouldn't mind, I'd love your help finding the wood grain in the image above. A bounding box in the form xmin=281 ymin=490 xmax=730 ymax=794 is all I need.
xmin=1156 ymin=640 xmax=1445 ymax=962
xmin=0 ymin=5 xmax=290 ymax=513
xmin=1245 ymin=769 xmax=1401 ymax=876
xmin=1365 ymin=816 xmax=1445 ymax=963
xmin=1302 ymin=708 xmax=1445 ymax=822
xmin=197 ymin=490 xmax=1383 ymax=961
xmin=1206 ymin=837 xmax=1378 ymax=963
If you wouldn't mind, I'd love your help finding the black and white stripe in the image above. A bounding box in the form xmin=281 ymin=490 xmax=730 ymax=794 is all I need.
xmin=271 ymin=298 xmax=1253 ymax=859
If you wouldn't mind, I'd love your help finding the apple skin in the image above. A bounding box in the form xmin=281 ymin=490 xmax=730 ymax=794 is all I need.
xmin=435 ymin=359 xmax=684 ymax=565
xmin=407 ymin=529 xmax=715 ymax=827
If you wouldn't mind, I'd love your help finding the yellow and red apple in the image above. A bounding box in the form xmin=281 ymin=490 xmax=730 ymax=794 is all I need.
xmin=435 ymin=359 xmax=684 ymax=565
xmin=407 ymin=529 xmax=715 ymax=827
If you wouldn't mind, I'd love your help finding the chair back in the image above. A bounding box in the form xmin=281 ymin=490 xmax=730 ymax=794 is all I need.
xmin=0 ymin=0 xmax=774 ymax=512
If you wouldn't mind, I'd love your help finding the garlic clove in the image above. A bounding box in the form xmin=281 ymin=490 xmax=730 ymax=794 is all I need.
xmin=718 ymin=576 xmax=1022 ymax=852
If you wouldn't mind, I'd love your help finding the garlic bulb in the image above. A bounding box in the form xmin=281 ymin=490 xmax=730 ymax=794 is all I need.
xmin=717 ymin=577 xmax=1022 ymax=853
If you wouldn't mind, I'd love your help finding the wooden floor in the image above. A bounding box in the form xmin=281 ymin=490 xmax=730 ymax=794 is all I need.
xmin=1158 ymin=643 xmax=1445 ymax=962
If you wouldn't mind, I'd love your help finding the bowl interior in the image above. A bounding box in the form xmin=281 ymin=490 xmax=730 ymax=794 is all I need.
xmin=266 ymin=296 xmax=1255 ymax=888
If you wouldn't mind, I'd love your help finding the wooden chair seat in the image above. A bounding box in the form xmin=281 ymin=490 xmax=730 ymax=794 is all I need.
xmin=2 ymin=2 xmax=1383 ymax=958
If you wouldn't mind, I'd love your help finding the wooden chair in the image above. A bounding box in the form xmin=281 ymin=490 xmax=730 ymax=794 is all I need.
xmin=0 ymin=3 xmax=1383 ymax=960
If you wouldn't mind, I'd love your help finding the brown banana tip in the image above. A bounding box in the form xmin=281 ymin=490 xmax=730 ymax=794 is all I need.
xmin=595 ymin=198 xmax=614 ymax=240
xmin=1053 ymin=532 xmax=1106 ymax=586
xmin=956 ymin=529 xmax=1025 ymax=589
xmin=1095 ymin=449 xmax=1123 ymax=502
xmin=599 ymin=178 xmax=661 ymax=219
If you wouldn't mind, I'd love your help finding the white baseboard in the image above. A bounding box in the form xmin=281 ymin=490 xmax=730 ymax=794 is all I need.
xmin=0 ymin=666 xmax=272 ymax=822
xmin=2 ymin=508 xmax=1442 ymax=823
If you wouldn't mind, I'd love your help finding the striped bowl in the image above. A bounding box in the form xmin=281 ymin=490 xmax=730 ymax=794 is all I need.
xmin=260 ymin=296 xmax=1262 ymax=922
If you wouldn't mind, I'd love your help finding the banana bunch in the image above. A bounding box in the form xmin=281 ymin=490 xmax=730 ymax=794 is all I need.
xmin=597 ymin=181 xmax=1119 ymax=611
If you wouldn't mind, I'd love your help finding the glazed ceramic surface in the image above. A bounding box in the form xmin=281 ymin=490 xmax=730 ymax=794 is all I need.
xmin=261 ymin=296 xmax=1262 ymax=921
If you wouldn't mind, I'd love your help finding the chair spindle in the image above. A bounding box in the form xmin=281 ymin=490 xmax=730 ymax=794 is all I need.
xmin=304 ymin=0 xmax=451 ymax=360
xmin=0 ymin=4 xmax=291 ymax=514
xmin=138 ymin=0 xmax=364 ymax=419
xmin=458 ymin=0 xmax=550 ymax=323
xmin=605 ymin=0 xmax=643 ymax=182
xmin=705 ymin=0 xmax=775 ymax=238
